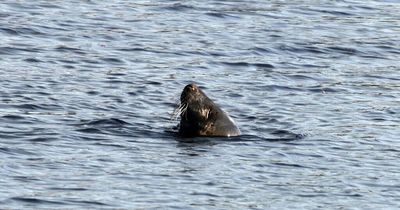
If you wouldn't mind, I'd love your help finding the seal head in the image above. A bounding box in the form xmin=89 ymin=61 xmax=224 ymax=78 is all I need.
xmin=178 ymin=84 xmax=240 ymax=137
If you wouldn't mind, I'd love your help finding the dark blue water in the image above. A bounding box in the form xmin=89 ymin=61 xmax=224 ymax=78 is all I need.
xmin=1 ymin=0 xmax=399 ymax=209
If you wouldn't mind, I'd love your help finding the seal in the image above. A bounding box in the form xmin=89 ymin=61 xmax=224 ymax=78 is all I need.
xmin=175 ymin=83 xmax=240 ymax=137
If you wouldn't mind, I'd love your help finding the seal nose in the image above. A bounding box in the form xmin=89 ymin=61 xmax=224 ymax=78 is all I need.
xmin=185 ymin=83 xmax=197 ymax=92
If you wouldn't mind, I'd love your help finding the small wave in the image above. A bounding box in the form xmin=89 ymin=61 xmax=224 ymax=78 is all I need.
xmin=221 ymin=61 xmax=274 ymax=69
xmin=0 ymin=27 xmax=45 ymax=36
xmin=2 ymin=114 xmax=25 ymax=120
xmin=14 ymin=103 xmax=62 ymax=111
xmin=117 ymin=47 xmax=149 ymax=52
xmin=63 ymin=199 xmax=109 ymax=206
xmin=0 ymin=27 xmax=18 ymax=35
xmin=190 ymin=192 xmax=221 ymax=197
xmin=278 ymin=44 xmax=327 ymax=54
xmin=260 ymin=85 xmax=303 ymax=92
xmin=37 ymin=3 xmax=63 ymax=9
xmin=11 ymin=197 xmax=66 ymax=205
xmin=57 ymin=59 xmax=78 ymax=64
xmin=16 ymin=27 xmax=46 ymax=36
xmin=24 ymin=58 xmax=43 ymax=63
xmin=49 ymin=187 xmax=88 ymax=191
xmin=257 ymin=134 xmax=300 ymax=142
xmin=251 ymin=47 xmax=275 ymax=54
xmin=116 ymin=47 xmax=179 ymax=56
xmin=106 ymin=72 xmax=127 ymax=76
xmin=101 ymin=57 xmax=125 ymax=64
xmin=80 ymin=59 xmax=101 ymax=64
xmin=0 ymin=46 xmax=41 ymax=55
xmin=86 ymin=118 xmax=129 ymax=126
xmin=0 ymin=147 xmax=36 ymax=156
xmin=205 ymin=12 xmax=233 ymax=18
xmin=306 ymin=85 xmax=345 ymax=93
xmin=76 ymin=118 xmax=130 ymax=134
xmin=76 ymin=127 xmax=103 ymax=133
xmin=160 ymin=3 xmax=196 ymax=11
xmin=304 ymin=7 xmax=354 ymax=16
xmin=26 ymin=137 xmax=58 ymax=142
xmin=55 ymin=45 xmax=86 ymax=55
xmin=270 ymin=129 xmax=306 ymax=140
xmin=328 ymin=46 xmax=359 ymax=55
xmin=273 ymin=162 xmax=308 ymax=168
xmin=14 ymin=104 xmax=42 ymax=110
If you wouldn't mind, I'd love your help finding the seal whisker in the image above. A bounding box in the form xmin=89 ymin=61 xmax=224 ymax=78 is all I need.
xmin=170 ymin=102 xmax=187 ymax=121
xmin=180 ymin=103 xmax=188 ymax=120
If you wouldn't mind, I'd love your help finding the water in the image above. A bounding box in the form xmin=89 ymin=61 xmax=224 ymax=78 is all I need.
xmin=1 ymin=0 xmax=399 ymax=209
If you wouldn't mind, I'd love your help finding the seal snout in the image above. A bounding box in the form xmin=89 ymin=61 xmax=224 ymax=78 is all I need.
xmin=182 ymin=84 xmax=199 ymax=100
xmin=184 ymin=83 xmax=198 ymax=92
xmin=181 ymin=83 xmax=199 ymax=103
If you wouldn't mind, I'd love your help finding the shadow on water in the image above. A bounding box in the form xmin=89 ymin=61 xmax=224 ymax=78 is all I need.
xmin=166 ymin=128 xmax=305 ymax=145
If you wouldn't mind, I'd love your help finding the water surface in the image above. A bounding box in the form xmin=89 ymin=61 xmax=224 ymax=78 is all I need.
xmin=1 ymin=0 xmax=399 ymax=209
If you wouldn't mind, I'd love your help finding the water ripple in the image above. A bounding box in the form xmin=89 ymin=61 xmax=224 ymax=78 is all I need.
xmin=0 ymin=0 xmax=399 ymax=209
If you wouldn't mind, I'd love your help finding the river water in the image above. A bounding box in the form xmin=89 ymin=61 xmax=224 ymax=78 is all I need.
xmin=1 ymin=0 xmax=399 ymax=209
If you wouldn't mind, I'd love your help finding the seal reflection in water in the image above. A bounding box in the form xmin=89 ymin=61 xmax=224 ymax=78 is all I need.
xmin=176 ymin=84 xmax=240 ymax=137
